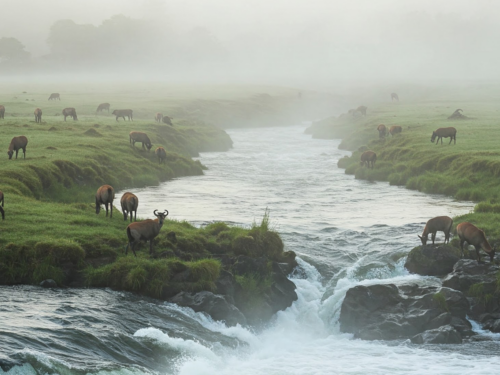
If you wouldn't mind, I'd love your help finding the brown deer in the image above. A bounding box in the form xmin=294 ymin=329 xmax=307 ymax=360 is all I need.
xmin=112 ymin=109 xmax=133 ymax=121
xmin=431 ymin=127 xmax=456 ymax=145
xmin=162 ymin=116 xmax=173 ymax=126
xmin=356 ymin=105 xmax=367 ymax=116
xmin=377 ymin=124 xmax=387 ymax=138
xmin=418 ymin=216 xmax=453 ymax=245
xmin=360 ymin=150 xmax=376 ymax=169
xmin=155 ymin=112 xmax=163 ymax=123
xmin=0 ymin=105 xmax=5 ymax=119
xmin=7 ymin=136 xmax=28 ymax=160
xmin=120 ymin=192 xmax=139 ymax=222
xmin=0 ymin=191 xmax=4 ymax=220
xmin=457 ymin=222 xmax=496 ymax=263
xmin=96 ymin=103 xmax=110 ymax=113
xmin=62 ymin=108 xmax=78 ymax=121
xmin=155 ymin=147 xmax=167 ymax=164
xmin=48 ymin=93 xmax=60 ymax=101
xmin=130 ymin=131 xmax=152 ymax=151
xmin=125 ymin=209 xmax=169 ymax=256
xmin=389 ymin=125 xmax=402 ymax=136
xmin=34 ymin=108 xmax=42 ymax=123
xmin=391 ymin=93 xmax=399 ymax=101
xmin=95 ymin=185 xmax=115 ymax=218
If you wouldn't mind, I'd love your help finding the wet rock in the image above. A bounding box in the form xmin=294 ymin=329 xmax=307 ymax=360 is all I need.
xmin=404 ymin=244 xmax=461 ymax=276
xmin=169 ymin=291 xmax=247 ymax=327
xmin=40 ymin=279 xmax=57 ymax=288
xmin=339 ymin=283 xmax=472 ymax=342
xmin=411 ymin=325 xmax=462 ymax=344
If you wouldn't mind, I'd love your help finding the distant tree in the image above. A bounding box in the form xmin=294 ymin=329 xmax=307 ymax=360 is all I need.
xmin=0 ymin=37 xmax=30 ymax=63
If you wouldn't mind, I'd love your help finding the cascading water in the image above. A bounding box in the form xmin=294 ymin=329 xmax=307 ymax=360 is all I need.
xmin=2 ymin=125 xmax=499 ymax=375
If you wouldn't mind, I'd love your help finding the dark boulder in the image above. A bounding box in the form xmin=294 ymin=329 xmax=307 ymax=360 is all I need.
xmin=404 ymin=245 xmax=461 ymax=276
xmin=169 ymin=291 xmax=247 ymax=327
xmin=40 ymin=279 xmax=57 ymax=288
xmin=339 ymin=283 xmax=472 ymax=342
xmin=411 ymin=325 xmax=462 ymax=344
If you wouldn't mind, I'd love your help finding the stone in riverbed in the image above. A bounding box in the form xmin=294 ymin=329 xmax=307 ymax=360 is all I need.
xmin=40 ymin=279 xmax=57 ymax=288
xmin=411 ymin=325 xmax=462 ymax=344
xmin=404 ymin=244 xmax=462 ymax=276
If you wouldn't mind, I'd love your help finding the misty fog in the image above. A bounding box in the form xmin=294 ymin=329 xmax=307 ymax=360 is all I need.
xmin=1 ymin=0 xmax=499 ymax=86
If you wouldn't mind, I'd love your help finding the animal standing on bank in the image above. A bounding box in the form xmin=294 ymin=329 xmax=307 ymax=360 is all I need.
xmin=0 ymin=105 xmax=5 ymax=119
xmin=96 ymin=103 xmax=110 ymax=113
xmin=125 ymin=209 xmax=169 ymax=256
xmin=7 ymin=136 xmax=28 ymax=160
xmin=48 ymin=93 xmax=60 ymax=101
xmin=457 ymin=222 xmax=496 ymax=263
xmin=112 ymin=109 xmax=133 ymax=121
xmin=391 ymin=93 xmax=399 ymax=101
xmin=431 ymin=127 xmax=457 ymax=145
xmin=377 ymin=124 xmax=387 ymax=138
xmin=95 ymin=184 xmax=115 ymax=218
xmin=356 ymin=105 xmax=368 ymax=116
xmin=129 ymin=131 xmax=152 ymax=151
xmin=162 ymin=116 xmax=173 ymax=125
xmin=155 ymin=113 xmax=163 ymax=123
xmin=389 ymin=125 xmax=402 ymax=136
xmin=120 ymin=192 xmax=139 ymax=222
xmin=360 ymin=150 xmax=376 ymax=169
xmin=0 ymin=191 xmax=4 ymax=220
xmin=418 ymin=216 xmax=453 ymax=245
xmin=155 ymin=147 xmax=167 ymax=164
xmin=62 ymin=108 xmax=78 ymax=121
xmin=34 ymin=108 xmax=42 ymax=123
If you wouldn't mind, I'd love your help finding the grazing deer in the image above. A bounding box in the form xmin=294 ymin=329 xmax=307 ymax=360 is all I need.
xmin=389 ymin=125 xmax=402 ymax=136
xmin=120 ymin=192 xmax=139 ymax=222
xmin=377 ymin=124 xmax=387 ymax=138
xmin=7 ymin=136 xmax=28 ymax=160
xmin=162 ymin=116 xmax=173 ymax=125
xmin=34 ymin=108 xmax=42 ymax=123
xmin=130 ymin=131 xmax=152 ymax=151
xmin=48 ymin=93 xmax=60 ymax=101
xmin=95 ymin=185 xmax=115 ymax=218
xmin=125 ymin=209 xmax=169 ymax=256
xmin=431 ymin=127 xmax=457 ymax=145
xmin=62 ymin=108 xmax=78 ymax=121
xmin=418 ymin=216 xmax=453 ymax=245
xmin=112 ymin=109 xmax=133 ymax=121
xmin=155 ymin=147 xmax=167 ymax=164
xmin=457 ymin=222 xmax=496 ymax=263
xmin=360 ymin=150 xmax=376 ymax=169
xmin=96 ymin=103 xmax=110 ymax=113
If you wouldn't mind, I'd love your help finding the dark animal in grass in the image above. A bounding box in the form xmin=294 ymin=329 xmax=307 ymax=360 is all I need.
xmin=48 ymin=93 xmax=60 ymax=101
xmin=95 ymin=184 xmax=115 ymax=218
xmin=120 ymin=192 xmax=138 ymax=222
xmin=391 ymin=93 xmax=399 ymax=101
xmin=457 ymin=222 xmax=496 ymax=263
xmin=62 ymin=107 xmax=78 ymax=121
xmin=0 ymin=191 xmax=4 ymax=220
xmin=34 ymin=108 xmax=42 ymax=123
xmin=418 ymin=216 xmax=453 ymax=245
xmin=356 ymin=105 xmax=367 ymax=116
xmin=162 ymin=115 xmax=173 ymax=126
xmin=360 ymin=150 xmax=376 ymax=169
xmin=130 ymin=131 xmax=152 ymax=151
xmin=377 ymin=124 xmax=387 ymax=138
xmin=7 ymin=136 xmax=28 ymax=160
xmin=431 ymin=127 xmax=456 ymax=145
xmin=448 ymin=109 xmax=468 ymax=120
xmin=0 ymin=105 xmax=4 ymax=119
xmin=155 ymin=146 xmax=167 ymax=164
xmin=112 ymin=109 xmax=133 ymax=121
xmin=96 ymin=103 xmax=110 ymax=113
xmin=125 ymin=209 xmax=169 ymax=256
xmin=155 ymin=112 xmax=163 ymax=123
xmin=389 ymin=125 xmax=402 ymax=136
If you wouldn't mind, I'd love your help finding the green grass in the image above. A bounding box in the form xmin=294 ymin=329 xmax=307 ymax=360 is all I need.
xmin=433 ymin=292 xmax=449 ymax=312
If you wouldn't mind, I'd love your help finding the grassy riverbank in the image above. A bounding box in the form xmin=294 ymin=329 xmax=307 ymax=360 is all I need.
xmin=0 ymin=84 xmax=296 ymax=296
xmin=307 ymin=93 xmax=500 ymax=237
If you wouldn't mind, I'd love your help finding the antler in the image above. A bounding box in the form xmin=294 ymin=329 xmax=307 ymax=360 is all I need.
xmin=153 ymin=209 xmax=158 ymax=216
xmin=164 ymin=210 xmax=169 ymax=216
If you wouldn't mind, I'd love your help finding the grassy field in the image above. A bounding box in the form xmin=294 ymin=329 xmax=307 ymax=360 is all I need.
xmin=307 ymin=86 xmax=500 ymax=237
xmin=0 ymin=83 xmax=294 ymax=293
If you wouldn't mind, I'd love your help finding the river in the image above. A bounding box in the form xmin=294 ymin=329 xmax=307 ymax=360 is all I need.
xmin=2 ymin=125 xmax=499 ymax=375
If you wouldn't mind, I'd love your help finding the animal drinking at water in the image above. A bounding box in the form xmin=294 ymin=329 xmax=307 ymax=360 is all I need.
xmin=431 ymin=127 xmax=456 ymax=145
xmin=130 ymin=131 xmax=152 ymax=151
xmin=112 ymin=109 xmax=133 ymax=121
xmin=457 ymin=222 xmax=496 ymax=263
xmin=360 ymin=150 xmax=376 ymax=169
xmin=34 ymin=108 xmax=42 ymax=123
xmin=62 ymin=108 xmax=78 ymax=121
xmin=7 ymin=136 xmax=28 ymax=160
xmin=418 ymin=216 xmax=453 ymax=246
xmin=95 ymin=185 xmax=115 ymax=218
xmin=125 ymin=209 xmax=169 ymax=256
xmin=120 ymin=192 xmax=138 ymax=222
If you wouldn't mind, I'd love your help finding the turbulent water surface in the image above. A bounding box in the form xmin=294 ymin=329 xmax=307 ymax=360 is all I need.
xmin=2 ymin=125 xmax=499 ymax=375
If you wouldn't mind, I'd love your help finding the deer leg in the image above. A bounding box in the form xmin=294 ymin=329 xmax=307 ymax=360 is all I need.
xmin=134 ymin=210 xmax=136 ymax=221
xmin=110 ymin=203 xmax=113 ymax=218
xmin=23 ymin=148 xmax=26 ymax=159
xmin=15 ymin=149 xmax=18 ymax=159
xmin=459 ymin=239 xmax=465 ymax=258
xmin=123 ymin=210 xmax=127 ymax=221
xmin=105 ymin=203 xmax=109 ymax=217
xmin=432 ymin=232 xmax=436 ymax=245
xmin=476 ymin=246 xmax=483 ymax=264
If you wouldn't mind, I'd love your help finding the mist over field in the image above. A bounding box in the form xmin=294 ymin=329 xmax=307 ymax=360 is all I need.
xmin=0 ymin=0 xmax=499 ymax=86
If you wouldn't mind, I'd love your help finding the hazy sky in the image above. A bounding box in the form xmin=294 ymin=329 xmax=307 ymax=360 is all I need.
xmin=2 ymin=0 xmax=500 ymax=84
